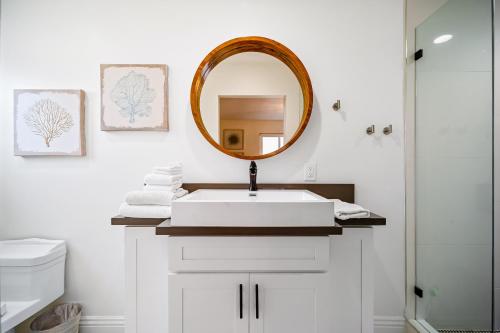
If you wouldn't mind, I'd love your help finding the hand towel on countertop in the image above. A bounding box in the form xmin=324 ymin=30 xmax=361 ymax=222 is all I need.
xmin=144 ymin=183 xmax=182 ymax=192
xmin=153 ymin=163 xmax=182 ymax=175
xmin=144 ymin=173 xmax=182 ymax=186
xmin=119 ymin=203 xmax=171 ymax=218
xmin=125 ymin=190 xmax=187 ymax=206
xmin=175 ymin=188 xmax=188 ymax=197
xmin=332 ymin=199 xmax=370 ymax=220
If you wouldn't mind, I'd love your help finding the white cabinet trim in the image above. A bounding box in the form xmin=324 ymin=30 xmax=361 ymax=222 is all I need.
xmin=168 ymin=236 xmax=330 ymax=272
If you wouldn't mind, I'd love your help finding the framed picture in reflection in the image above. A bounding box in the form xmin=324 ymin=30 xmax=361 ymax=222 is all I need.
xmin=222 ymin=129 xmax=244 ymax=150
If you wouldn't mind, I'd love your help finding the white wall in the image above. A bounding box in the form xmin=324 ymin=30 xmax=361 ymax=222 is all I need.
xmin=0 ymin=0 xmax=405 ymax=330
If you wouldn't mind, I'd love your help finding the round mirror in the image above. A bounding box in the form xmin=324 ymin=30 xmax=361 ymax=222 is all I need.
xmin=191 ymin=36 xmax=313 ymax=160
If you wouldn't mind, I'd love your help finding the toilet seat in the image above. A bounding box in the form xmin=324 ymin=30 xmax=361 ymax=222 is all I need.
xmin=0 ymin=238 xmax=66 ymax=267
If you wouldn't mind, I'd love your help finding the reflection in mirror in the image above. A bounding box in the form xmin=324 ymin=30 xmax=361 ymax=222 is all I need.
xmin=200 ymin=52 xmax=303 ymax=157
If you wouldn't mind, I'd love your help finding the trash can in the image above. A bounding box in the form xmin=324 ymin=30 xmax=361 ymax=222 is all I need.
xmin=30 ymin=303 xmax=82 ymax=333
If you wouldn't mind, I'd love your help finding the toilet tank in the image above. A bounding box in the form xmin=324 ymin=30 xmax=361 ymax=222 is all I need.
xmin=0 ymin=239 xmax=66 ymax=303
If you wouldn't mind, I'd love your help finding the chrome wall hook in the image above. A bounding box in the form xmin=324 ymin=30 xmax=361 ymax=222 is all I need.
xmin=332 ymin=100 xmax=341 ymax=111
xmin=383 ymin=124 xmax=393 ymax=135
xmin=366 ymin=125 xmax=375 ymax=135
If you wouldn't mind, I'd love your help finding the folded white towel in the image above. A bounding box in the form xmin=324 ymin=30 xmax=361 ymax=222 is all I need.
xmin=119 ymin=203 xmax=171 ymax=218
xmin=125 ymin=189 xmax=188 ymax=205
xmin=333 ymin=199 xmax=370 ymax=220
xmin=144 ymin=183 xmax=182 ymax=191
xmin=176 ymin=188 xmax=188 ymax=198
xmin=153 ymin=163 xmax=182 ymax=175
xmin=154 ymin=168 xmax=182 ymax=175
xmin=125 ymin=191 xmax=177 ymax=206
xmin=144 ymin=173 xmax=182 ymax=185
xmin=0 ymin=302 xmax=6 ymax=317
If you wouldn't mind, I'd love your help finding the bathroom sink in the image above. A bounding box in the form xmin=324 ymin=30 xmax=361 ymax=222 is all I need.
xmin=171 ymin=189 xmax=334 ymax=226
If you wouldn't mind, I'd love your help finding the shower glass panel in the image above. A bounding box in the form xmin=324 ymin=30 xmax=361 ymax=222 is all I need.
xmin=415 ymin=0 xmax=493 ymax=331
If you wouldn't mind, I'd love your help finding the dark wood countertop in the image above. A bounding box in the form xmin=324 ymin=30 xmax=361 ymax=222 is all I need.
xmin=111 ymin=213 xmax=385 ymax=236
xmin=111 ymin=214 xmax=386 ymax=227
xmin=154 ymin=221 xmax=343 ymax=236
xmin=111 ymin=215 xmax=166 ymax=226
xmin=111 ymin=183 xmax=386 ymax=233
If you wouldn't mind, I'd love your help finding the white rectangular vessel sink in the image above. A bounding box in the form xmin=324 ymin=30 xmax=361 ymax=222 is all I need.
xmin=171 ymin=189 xmax=334 ymax=226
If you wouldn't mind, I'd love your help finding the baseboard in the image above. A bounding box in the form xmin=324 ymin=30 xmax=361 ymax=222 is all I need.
xmin=374 ymin=316 xmax=406 ymax=333
xmin=77 ymin=315 xmax=403 ymax=333
xmin=79 ymin=316 xmax=125 ymax=333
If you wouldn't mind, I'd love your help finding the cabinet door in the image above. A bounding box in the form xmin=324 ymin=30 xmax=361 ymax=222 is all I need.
xmin=125 ymin=227 xmax=169 ymax=333
xmin=169 ymin=274 xmax=249 ymax=333
xmin=249 ymin=273 xmax=332 ymax=333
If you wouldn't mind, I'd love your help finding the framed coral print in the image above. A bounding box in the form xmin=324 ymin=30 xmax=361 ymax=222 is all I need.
xmin=100 ymin=64 xmax=168 ymax=131
xmin=14 ymin=89 xmax=86 ymax=156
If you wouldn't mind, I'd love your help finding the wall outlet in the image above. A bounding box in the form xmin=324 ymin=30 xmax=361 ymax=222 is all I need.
xmin=304 ymin=163 xmax=316 ymax=181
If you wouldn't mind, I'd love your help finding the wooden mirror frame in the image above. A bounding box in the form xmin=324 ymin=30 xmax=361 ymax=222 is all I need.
xmin=190 ymin=36 xmax=313 ymax=160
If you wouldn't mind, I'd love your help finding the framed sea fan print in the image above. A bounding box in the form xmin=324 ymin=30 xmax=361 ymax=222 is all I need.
xmin=14 ymin=89 xmax=86 ymax=156
xmin=100 ymin=64 xmax=168 ymax=131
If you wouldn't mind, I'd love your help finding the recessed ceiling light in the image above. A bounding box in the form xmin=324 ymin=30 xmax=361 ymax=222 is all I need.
xmin=433 ymin=34 xmax=453 ymax=44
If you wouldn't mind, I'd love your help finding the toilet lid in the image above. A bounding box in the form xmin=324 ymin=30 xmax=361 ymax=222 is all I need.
xmin=0 ymin=238 xmax=66 ymax=267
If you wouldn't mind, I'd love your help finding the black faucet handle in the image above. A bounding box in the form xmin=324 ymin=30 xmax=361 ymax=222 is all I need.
xmin=249 ymin=161 xmax=257 ymax=173
xmin=249 ymin=161 xmax=258 ymax=193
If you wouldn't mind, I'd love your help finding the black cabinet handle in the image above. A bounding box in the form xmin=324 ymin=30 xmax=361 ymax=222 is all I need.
xmin=239 ymin=284 xmax=243 ymax=319
xmin=255 ymin=284 xmax=259 ymax=319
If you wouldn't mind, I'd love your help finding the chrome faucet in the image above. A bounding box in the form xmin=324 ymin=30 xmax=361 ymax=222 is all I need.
xmin=249 ymin=161 xmax=257 ymax=195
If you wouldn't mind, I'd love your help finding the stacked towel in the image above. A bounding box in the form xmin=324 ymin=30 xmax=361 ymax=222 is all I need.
xmin=144 ymin=173 xmax=182 ymax=186
xmin=119 ymin=203 xmax=171 ymax=218
xmin=144 ymin=183 xmax=182 ymax=192
xmin=125 ymin=190 xmax=187 ymax=206
xmin=153 ymin=163 xmax=182 ymax=175
xmin=118 ymin=163 xmax=187 ymax=218
xmin=333 ymin=199 xmax=370 ymax=220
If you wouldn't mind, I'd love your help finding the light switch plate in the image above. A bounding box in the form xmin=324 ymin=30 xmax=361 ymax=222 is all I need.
xmin=304 ymin=163 xmax=316 ymax=181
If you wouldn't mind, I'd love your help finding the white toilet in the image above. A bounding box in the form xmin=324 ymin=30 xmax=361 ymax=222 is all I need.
xmin=0 ymin=238 xmax=66 ymax=333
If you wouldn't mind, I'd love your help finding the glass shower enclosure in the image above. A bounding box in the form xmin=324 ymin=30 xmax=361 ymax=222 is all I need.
xmin=413 ymin=0 xmax=494 ymax=332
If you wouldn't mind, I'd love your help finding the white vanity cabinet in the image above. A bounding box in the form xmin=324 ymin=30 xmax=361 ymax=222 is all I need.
xmin=124 ymin=227 xmax=374 ymax=333
xmin=168 ymin=273 xmax=330 ymax=333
